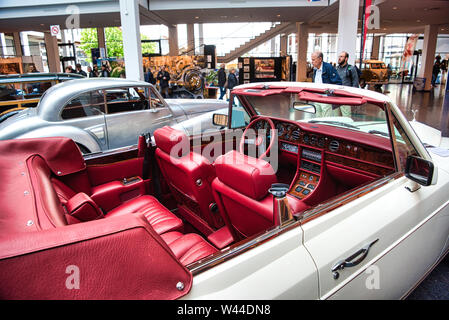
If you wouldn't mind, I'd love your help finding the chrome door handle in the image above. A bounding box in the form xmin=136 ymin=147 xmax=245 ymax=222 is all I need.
xmin=331 ymin=239 xmax=378 ymax=280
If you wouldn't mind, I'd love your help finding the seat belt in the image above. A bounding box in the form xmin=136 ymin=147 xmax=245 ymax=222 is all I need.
xmin=140 ymin=132 xmax=162 ymax=200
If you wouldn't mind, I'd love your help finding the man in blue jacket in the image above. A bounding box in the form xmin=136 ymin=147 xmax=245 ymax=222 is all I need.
xmin=312 ymin=51 xmax=342 ymax=85
xmin=311 ymin=51 xmax=342 ymax=117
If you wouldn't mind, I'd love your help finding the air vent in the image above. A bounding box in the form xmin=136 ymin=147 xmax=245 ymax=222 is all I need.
xmin=329 ymin=140 xmax=340 ymax=152
xmin=291 ymin=129 xmax=300 ymax=140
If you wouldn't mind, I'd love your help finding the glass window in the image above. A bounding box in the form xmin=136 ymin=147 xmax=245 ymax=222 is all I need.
xmin=104 ymin=87 xmax=148 ymax=114
xmin=61 ymin=90 xmax=105 ymax=120
xmin=148 ymin=86 xmax=166 ymax=109
xmin=391 ymin=114 xmax=418 ymax=170
xmin=230 ymin=95 xmax=250 ymax=128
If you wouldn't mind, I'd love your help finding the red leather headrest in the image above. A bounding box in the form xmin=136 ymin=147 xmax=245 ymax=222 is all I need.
xmin=154 ymin=126 xmax=189 ymax=157
xmin=214 ymin=150 xmax=277 ymax=200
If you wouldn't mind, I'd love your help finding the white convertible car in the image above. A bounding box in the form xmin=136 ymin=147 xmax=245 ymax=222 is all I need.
xmin=0 ymin=82 xmax=447 ymax=300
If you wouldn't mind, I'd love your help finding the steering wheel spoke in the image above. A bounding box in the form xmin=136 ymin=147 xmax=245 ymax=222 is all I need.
xmin=239 ymin=117 xmax=277 ymax=160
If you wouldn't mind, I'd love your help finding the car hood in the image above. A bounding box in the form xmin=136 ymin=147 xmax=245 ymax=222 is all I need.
xmin=165 ymin=99 xmax=228 ymax=116
xmin=409 ymin=120 xmax=443 ymax=148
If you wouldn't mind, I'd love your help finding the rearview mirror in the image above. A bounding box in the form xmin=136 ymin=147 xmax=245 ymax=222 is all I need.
xmin=405 ymin=155 xmax=435 ymax=186
xmin=293 ymin=102 xmax=316 ymax=114
xmin=213 ymin=113 xmax=228 ymax=127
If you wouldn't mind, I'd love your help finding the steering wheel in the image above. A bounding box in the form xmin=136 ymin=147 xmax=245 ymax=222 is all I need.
xmin=239 ymin=116 xmax=277 ymax=160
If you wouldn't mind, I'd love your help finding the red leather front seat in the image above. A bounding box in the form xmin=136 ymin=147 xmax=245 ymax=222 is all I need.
xmin=212 ymin=150 xmax=308 ymax=240
xmin=154 ymin=126 xmax=224 ymax=235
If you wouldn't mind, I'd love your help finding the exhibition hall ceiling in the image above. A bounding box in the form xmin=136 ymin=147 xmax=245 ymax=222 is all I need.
xmin=0 ymin=0 xmax=448 ymax=34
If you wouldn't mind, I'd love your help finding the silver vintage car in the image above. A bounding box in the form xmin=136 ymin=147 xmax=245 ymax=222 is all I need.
xmin=0 ymin=78 xmax=227 ymax=153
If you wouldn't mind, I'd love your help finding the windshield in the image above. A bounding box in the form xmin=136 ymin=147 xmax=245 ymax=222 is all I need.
xmin=243 ymin=93 xmax=401 ymax=142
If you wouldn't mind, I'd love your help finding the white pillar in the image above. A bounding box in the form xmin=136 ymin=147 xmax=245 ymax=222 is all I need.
xmin=337 ymin=0 xmax=359 ymax=65
xmin=296 ymin=23 xmax=308 ymax=82
xmin=419 ymin=25 xmax=439 ymax=91
xmin=168 ymin=25 xmax=179 ymax=56
xmin=186 ymin=23 xmax=195 ymax=55
xmin=44 ymin=32 xmax=61 ymax=72
xmin=21 ymin=32 xmax=31 ymax=56
xmin=119 ymin=0 xmax=143 ymax=81
xmin=0 ymin=33 xmax=7 ymax=57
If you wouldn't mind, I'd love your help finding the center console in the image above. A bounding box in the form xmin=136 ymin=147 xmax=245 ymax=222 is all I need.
xmin=289 ymin=147 xmax=323 ymax=200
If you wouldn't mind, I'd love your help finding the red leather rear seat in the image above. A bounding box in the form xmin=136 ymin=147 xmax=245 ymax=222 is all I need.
xmin=48 ymin=158 xmax=183 ymax=235
xmin=161 ymin=231 xmax=218 ymax=266
xmin=106 ymin=195 xmax=183 ymax=234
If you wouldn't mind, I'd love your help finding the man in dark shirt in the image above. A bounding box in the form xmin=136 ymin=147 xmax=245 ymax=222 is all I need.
xmin=217 ymin=64 xmax=227 ymax=100
xmin=75 ymin=64 xmax=87 ymax=77
xmin=144 ymin=67 xmax=156 ymax=85
xmin=157 ymin=66 xmax=170 ymax=98
xmin=336 ymin=51 xmax=359 ymax=88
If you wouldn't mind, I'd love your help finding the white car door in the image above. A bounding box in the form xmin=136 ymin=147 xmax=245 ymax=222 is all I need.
xmin=185 ymin=223 xmax=319 ymax=299
xmin=301 ymin=110 xmax=449 ymax=300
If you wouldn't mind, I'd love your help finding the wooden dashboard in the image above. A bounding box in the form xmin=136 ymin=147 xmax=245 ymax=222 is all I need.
xmin=271 ymin=119 xmax=396 ymax=201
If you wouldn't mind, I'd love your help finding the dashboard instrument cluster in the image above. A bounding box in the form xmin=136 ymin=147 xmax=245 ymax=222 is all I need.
xmin=273 ymin=118 xmax=396 ymax=200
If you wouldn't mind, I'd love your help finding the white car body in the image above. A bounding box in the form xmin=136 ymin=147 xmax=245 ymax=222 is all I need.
xmin=184 ymin=82 xmax=449 ymax=300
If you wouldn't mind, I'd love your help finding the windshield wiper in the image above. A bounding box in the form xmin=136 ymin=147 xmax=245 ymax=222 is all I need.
xmin=368 ymin=130 xmax=389 ymax=137
xmin=308 ymin=120 xmax=360 ymax=129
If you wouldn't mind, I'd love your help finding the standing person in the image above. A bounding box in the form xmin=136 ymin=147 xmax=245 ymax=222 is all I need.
xmin=336 ymin=51 xmax=359 ymax=117
xmin=75 ymin=64 xmax=87 ymax=77
xmin=432 ymin=55 xmax=441 ymax=87
xmin=311 ymin=51 xmax=342 ymax=117
xmin=144 ymin=67 xmax=156 ymax=85
xmin=88 ymin=66 xmax=98 ymax=78
xmin=336 ymin=51 xmax=359 ymax=88
xmin=100 ymin=63 xmax=110 ymax=77
xmin=157 ymin=66 xmax=170 ymax=98
xmin=226 ymin=68 xmax=238 ymax=100
xmin=441 ymin=58 xmax=448 ymax=85
xmin=65 ymin=65 xmax=74 ymax=74
xmin=217 ymin=63 xmax=227 ymax=100
xmin=311 ymin=51 xmax=342 ymax=85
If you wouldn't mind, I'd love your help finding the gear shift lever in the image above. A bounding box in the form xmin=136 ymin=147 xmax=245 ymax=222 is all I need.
xmin=268 ymin=183 xmax=293 ymax=227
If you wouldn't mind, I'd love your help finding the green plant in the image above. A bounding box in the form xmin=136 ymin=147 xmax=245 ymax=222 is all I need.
xmin=79 ymin=27 xmax=156 ymax=62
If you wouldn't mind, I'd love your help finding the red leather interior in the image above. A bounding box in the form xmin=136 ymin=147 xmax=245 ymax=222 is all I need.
xmin=214 ymin=150 xmax=277 ymax=201
xmin=87 ymin=157 xmax=145 ymax=187
xmin=154 ymin=126 xmax=224 ymax=231
xmin=161 ymin=231 xmax=218 ymax=266
xmin=0 ymin=215 xmax=193 ymax=299
xmin=154 ymin=125 xmax=190 ymax=157
xmin=207 ymin=226 xmax=234 ymax=249
xmin=0 ymin=137 xmax=226 ymax=298
xmin=65 ymin=192 xmax=104 ymax=223
xmin=90 ymin=179 xmax=146 ymax=212
xmin=212 ymin=151 xmax=309 ymax=239
xmin=107 ymin=195 xmax=183 ymax=234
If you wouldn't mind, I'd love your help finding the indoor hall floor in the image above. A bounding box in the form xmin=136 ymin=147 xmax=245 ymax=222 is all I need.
xmin=380 ymin=81 xmax=448 ymax=137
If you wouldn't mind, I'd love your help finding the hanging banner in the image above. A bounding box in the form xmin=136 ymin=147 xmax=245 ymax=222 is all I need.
xmin=361 ymin=0 xmax=372 ymax=61
xmin=400 ymin=34 xmax=419 ymax=72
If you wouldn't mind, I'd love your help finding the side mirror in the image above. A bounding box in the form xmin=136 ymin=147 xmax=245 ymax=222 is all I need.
xmin=405 ymin=155 xmax=435 ymax=186
xmin=293 ymin=102 xmax=316 ymax=114
xmin=213 ymin=113 xmax=228 ymax=127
